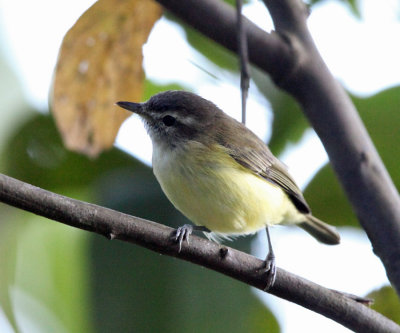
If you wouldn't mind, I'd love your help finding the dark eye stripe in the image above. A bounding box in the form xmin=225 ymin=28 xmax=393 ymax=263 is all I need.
xmin=162 ymin=115 xmax=176 ymax=126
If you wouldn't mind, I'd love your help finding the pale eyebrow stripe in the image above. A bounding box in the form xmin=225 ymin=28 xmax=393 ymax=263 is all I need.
xmin=158 ymin=111 xmax=197 ymax=126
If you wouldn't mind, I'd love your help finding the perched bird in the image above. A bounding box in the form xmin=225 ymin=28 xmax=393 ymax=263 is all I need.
xmin=117 ymin=90 xmax=340 ymax=289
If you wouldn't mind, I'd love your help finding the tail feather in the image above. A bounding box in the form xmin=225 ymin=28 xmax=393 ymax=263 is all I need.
xmin=299 ymin=215 xmax=340 ymax=245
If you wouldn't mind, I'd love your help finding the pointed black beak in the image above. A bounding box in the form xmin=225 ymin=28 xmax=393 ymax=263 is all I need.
xmin=116 ymin=101 xmax=144 ymax=114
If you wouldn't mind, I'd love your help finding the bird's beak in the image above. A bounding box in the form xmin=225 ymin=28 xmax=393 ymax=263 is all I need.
xmin=116 ymin=101 xmax=144 ymax=114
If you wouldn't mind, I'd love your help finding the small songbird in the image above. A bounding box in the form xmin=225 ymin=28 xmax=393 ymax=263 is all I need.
xmin=117 ymin=90 xmax=340 ymax=289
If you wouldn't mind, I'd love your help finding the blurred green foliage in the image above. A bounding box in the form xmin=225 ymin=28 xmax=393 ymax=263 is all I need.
xmin=368 ymin=286 xmax=400 ymax=324
xmin=252 ymin=68 xmax=309 ymax=156
xmin=1 ymin=0 xmax=400 ymax=332
xmin=305 ymin=87 xmax=400 ymax=228
xmin=183 ymin=25 xmax=239 ymax=72
xmin=308 ymin=0 xmax=361 ymax=17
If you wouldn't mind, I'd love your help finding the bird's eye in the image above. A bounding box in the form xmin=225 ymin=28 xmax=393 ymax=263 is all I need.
xmin=162 ymin=115 xmax=176 ymax=126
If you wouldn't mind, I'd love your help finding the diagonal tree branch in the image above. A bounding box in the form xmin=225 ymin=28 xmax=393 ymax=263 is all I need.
xmin=155 ymin=0 xmax=400 ymax=296
xmin=1 ymin=173 xmax=400 ymax=332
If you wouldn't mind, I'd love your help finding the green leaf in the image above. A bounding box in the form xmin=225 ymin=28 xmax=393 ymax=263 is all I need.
xmin=0 ymin=207 xmax=20 ymax=331
xmin=346 ymin=0 xmax=362 ymax=18
xmin=304 ymin=164 xmax=356 ymax=227
xmin=268 ymin=92 xmax=308 ymax=155
xmin=143 ymin=80 xmax=187 ymax=101
xmin=367 ymin=285 xmax=400 ymax=324
xmin=308 ymin=0 xmax=361 ymax=18
xmin=222 ymin=0 xmax=250 ymax=7
xmin=11 ymin=214 xmax=92 ymax=333
xmin=305 ymin=86 xmax=400 ymax=228
xmin=175 ymin=20 xmax=239 ymax=72
xmin=2 ymin=113 xmax=149 ymax=192
xmin=165 ymin=0 xmax=249 ymax=72
xmin=0 ymin=45 xmax=31 ymax=332
xmin=0 ymin=44 xmax=29 ymax=171
xmin=90 ymin=236 xmax=279 ymax=333
xmin=352 ymin=87 xmax=400 ymax=189
xmin=252 ymin=68 xmax=309 ymax=155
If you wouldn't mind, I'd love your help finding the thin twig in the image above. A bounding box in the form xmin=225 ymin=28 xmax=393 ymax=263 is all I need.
xmin=236 ymin=0 xmax=250 ymax=124
xmin=1 ymin=173 xmax=399 ymax=333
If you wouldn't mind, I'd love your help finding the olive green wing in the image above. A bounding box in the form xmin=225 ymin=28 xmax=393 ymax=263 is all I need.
xmin=263 ymin=159 xmax=310 ymax=213
xmin=215 ymin=118 xmax=310 ymax=214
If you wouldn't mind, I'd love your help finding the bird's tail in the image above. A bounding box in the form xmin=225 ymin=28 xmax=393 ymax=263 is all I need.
xmin=299 ymin=215 xmax=340 ymax=245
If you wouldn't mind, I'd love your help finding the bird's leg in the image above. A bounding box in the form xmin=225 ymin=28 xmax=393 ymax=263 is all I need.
xmin=264 ymin=227 xmax=277 ymax=290
xmin=173 ymin=225 xmax=210 ymax=252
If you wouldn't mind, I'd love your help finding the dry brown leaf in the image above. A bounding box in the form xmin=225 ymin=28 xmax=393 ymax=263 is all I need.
xmin=51 ymin=0 xmax=162 ymax=157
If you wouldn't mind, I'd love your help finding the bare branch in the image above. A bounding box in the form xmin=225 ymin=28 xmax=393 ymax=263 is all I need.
xmin=155 ymin=0 xmax=400 ymax=295
xmin=1 ymin=173 xmax=399 ymax=332
xmin=262 ymin=0 xmax=309 ymax=33
xmin=235 ymin=0 xmax=250 ymax=124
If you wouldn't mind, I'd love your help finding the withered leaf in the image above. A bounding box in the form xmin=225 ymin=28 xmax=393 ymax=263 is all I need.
xmin=52 ymin=0 xmax=162 ymax=157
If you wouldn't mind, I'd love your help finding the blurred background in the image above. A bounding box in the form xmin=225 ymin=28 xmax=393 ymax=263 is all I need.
xmin=0 ymin=0 xmax=400 ymax=332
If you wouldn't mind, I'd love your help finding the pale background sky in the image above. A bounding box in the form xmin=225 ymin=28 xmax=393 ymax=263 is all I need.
xmin=0 ymin=0 xmax=399 ymax=332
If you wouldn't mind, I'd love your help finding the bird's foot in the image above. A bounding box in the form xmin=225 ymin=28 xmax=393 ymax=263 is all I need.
xmin=173 ymin=224 xmax=193 ymax=252
xmin=263 ymin=252 xmax=276 ymax=291
xmin=172 ymin=225 xmax=210 ymax=252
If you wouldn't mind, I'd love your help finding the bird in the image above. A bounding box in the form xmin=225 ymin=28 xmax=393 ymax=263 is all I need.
xmin=117 ymin=90 xmax=340 ymax=289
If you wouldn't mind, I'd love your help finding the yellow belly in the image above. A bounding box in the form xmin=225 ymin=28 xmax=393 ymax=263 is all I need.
xmin=152 ymin=141 xmax=304 ymax=236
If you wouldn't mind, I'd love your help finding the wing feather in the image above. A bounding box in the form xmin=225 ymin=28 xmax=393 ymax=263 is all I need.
xmin=215 ymin=116 xmax=310 ymax=214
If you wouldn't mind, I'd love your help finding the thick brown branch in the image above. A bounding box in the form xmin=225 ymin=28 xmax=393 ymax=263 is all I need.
xmin=262 ymin=0 xmax=309 ymax=33
xmin=1 ymin=173 xmax=399 ymax=332
xmin=155 ymin=0 xmax=400 ymax=296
